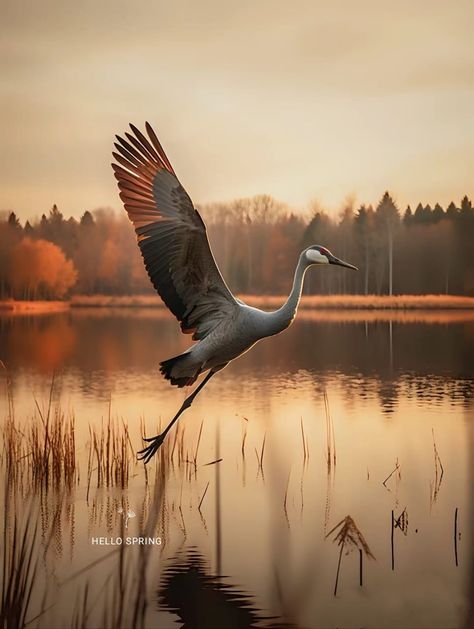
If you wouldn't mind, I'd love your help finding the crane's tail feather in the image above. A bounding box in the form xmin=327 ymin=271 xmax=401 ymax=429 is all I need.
xmin=159 ymin=355 xmax=200 ymax=388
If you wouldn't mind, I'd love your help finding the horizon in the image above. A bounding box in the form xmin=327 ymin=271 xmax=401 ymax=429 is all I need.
xmin=2 ymin=189 xmax=473 ymax=227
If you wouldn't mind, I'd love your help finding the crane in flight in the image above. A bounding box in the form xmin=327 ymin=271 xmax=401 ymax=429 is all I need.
xmin=112 ymin=123 xmax=357 ymax=463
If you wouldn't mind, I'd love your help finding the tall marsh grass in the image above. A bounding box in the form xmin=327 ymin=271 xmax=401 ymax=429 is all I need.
xmin=87 ymin=403 xmax=134 ymax=491
xmin=0 ymin=502 xmax=40 ymax=628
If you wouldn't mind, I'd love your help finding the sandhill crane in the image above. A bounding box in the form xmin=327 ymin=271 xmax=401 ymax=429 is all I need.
xmin=112 ymin=123 xmax=357 ymax=463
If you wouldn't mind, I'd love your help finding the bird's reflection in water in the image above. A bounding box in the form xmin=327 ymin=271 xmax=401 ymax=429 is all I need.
xmin=159 ymin=548 xmax=292 ymax=629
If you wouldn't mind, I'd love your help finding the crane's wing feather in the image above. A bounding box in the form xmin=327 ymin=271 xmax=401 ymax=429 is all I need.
xmin=112 ymin=123 xmax=238 ymax=340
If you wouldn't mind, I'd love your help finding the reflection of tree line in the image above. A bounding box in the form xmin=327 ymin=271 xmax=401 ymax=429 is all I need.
xmin=1 ymin=191 xmax=473 ymax=298
xmin=1 ymin=314 xmax=472 ymax=410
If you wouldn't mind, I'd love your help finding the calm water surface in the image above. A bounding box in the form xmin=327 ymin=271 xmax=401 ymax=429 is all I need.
xmin=0 ymin=308 xmax=473 ymax=628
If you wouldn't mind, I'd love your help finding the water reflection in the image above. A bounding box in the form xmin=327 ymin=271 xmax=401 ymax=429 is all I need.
xmin=1 ymin=308 xmax=473 ymax=405
xmin=0 ymin=309 xmax=472 ymax=628
xmin=160 ymin=548 xmax=291 ymax=629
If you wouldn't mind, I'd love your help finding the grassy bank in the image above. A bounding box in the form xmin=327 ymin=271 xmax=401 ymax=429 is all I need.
xmin=1 ymin=294 xmax=474 ymax=313
xmin=0 ymin=300 xmax=70 ymax=313
xmin=66 ymin=293 xmax=474 ymax=310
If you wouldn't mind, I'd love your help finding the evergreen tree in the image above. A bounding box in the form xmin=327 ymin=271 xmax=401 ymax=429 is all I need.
xmin=375 ymin=192 xmax=400 ymax=295
xmin=446 ymin=201 xmax=458 ymax=220
xmin=460 ymin=195 xmax=472 ymax=216
xmin=414 ymin=203 xmax=430 ymax=223
xmin=355 ymin=205 xmax=374 ymax=294
xmin=8 ymin=212 xmax=21 ymax=229
xmin=403 ymin=205 xmax=413 ymax=225
xmin=80 ymin=210 xmax=95 ymax=227
xmin=433 ymin=203 xmax=445 ymax=222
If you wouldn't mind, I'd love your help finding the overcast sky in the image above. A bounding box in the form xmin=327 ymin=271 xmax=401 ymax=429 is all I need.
xmin=1 ymin=0 xmax=473 ymax=221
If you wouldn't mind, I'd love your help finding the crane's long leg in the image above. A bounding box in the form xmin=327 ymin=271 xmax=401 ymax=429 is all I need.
xmin=138 ymin=370 xmax=216 ymax=464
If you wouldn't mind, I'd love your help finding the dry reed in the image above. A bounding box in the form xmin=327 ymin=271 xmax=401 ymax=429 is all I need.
xmin=300 ymin=418 xmax=309 ymax=464
xmin=382 ymin=458 xmax=401 ymax=488
xmin=255 ymin=433 xmax=266 ymax=471
xmin=323 ymin=391 xmax=336 ymax=472
xmin=198 ymin=481 xmax=210 ymax=511
xmin=1 ymin=507 xmax=40 ymax=628
xmin=326 ymin=515 xmax=375 ymax=595
xmin=430 ymin=428 xmax=444 ymax=506
xmin=283 ymin=471 xmax=291 ymax=528
xmin=454 ymin=507 xmax=459 ymax=567
xmin=87 ymin=404 xmax=134 ymax=489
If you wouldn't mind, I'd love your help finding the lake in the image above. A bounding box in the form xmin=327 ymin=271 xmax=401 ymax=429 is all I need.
xmin=0 ymin=308 xmax=473 ymax=628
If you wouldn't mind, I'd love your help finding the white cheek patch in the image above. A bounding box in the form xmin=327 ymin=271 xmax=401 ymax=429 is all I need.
xmin=306 ymin=249 xmax=329 ymax=264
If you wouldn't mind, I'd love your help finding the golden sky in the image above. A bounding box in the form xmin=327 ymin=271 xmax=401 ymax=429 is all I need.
xmin=1 ymin=0 xmax=473 ymax=220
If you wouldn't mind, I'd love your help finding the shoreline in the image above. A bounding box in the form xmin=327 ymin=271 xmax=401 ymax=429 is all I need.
xmin=1 ymin=293 xmax=474 ymax=313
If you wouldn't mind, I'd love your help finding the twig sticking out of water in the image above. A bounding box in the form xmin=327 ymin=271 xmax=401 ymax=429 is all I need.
xmin=198 ymin=481 xmax=210 ymax=512
xmin=300 ymin=418 xmax=309 ymax=464
xmin=202 ymin=458 xmax=223 ymax=467
xmin=391 ymin=507 xmax=408 ymax=570
xmin=326 ymin=515 xmax=375 ymax=596
xmin=382 ymin=458 xmax=401 ymax=489
xmin=430 ymin=428 xmax=444 ymax=507
xmin=241 ymin=421 xmax=248 ymax=459
xmin=283 ymin=470 xmax=291 ymax=528
xmin=323 ymin=390 xmax=336 ymax=472
xmin=454 ymin=507 xmax=459 ymax=567
xmin=139 ymin=416 xmax=149 ymax=485
xmin=255 ymin=433 xmax=266 ymax=473
xmin=394 ymin=508 xmax=408 ymax=535
xmin=193 ymin=420 xmax=203 ymax=465
xmin=186 ymin=420 xmax=204 ymax=479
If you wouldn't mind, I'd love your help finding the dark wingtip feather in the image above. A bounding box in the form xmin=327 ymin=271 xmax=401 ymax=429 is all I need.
xmin=145 ymin=121 xmax=176 ymax=175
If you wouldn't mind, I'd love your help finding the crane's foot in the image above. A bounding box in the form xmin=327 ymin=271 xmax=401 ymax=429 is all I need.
xmin=137 ymin=433 xmax=166 ymax=464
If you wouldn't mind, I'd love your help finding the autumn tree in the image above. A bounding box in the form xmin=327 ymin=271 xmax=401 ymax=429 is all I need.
xmin=8 ymin=238 xmax=77 ymax=299
xmin=1 ymin=192 xmax=473 ymax=299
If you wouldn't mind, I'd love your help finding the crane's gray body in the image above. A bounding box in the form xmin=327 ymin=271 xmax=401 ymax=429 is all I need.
xmin=165 ymin=256 xmax=307 ymax=382
xmin=169 ymin=303 xmax=290 ymax=379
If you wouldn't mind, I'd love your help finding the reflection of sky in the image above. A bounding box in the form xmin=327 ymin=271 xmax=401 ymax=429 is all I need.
xmin=0 ymin=311 xmax=472 ymax=627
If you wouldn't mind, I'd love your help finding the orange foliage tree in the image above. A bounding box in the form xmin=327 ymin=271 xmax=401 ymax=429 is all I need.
xmin=8 ymin=238 xmax=77 ymax=299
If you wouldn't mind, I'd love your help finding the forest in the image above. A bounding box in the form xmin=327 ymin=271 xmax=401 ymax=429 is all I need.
xmin=0 ymin=192 xmax=473 ymax=300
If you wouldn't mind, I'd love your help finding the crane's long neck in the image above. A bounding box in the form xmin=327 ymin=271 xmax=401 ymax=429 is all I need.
xmin=266 ymin=255 xmax=308 ymax=335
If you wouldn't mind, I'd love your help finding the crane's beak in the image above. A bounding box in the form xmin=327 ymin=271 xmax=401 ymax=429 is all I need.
xmin=329 ymin=256 xmax=358 ymax=271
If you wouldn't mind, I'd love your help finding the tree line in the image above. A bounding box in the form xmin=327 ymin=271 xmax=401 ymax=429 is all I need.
xmin=0 ymin=192 xmax=473 ymax=300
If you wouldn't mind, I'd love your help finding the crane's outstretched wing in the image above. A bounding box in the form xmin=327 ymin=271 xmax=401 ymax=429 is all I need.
xmin=112 ymin=123 xmax=238 ymax=340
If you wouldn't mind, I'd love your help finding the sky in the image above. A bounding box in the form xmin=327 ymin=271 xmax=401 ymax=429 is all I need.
xmin=1 ymin=0 xmax=473 ymax=221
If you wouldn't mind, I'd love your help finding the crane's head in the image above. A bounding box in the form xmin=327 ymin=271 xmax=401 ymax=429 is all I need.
xmin=304 ymin=245 xmax=358 ymax=270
